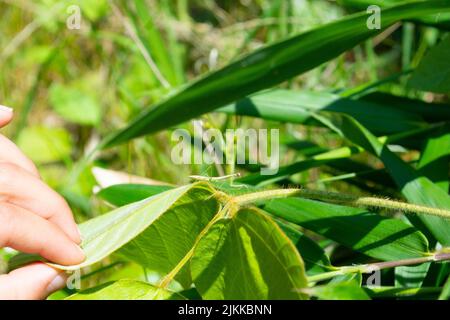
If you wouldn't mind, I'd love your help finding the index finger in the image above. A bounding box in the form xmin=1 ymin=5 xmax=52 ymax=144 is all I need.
xmin=0 ymin=203 xmax=85 ymax=265
xmin=0 ymin=106 xmax=39 ymax=177
xmin=0 ymin=134 xmax=40 ymax=177
xmin=0 ymin=105 xmax=13 ymax=128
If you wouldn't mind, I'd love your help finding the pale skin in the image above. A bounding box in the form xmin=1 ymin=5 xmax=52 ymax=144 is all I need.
xmin=0 ymin=105 xmax=85 ymax=299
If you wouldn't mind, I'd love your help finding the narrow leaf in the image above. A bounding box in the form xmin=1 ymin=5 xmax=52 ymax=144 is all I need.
xmin=101 ymin=1 xmax=450 ymax=147
xmin=264 ymin=197 xmax=429 ymax=261
xmin=220 ymin=89 xmax=426 ymax=135
xmin=97 ymin=184 xmax=173 ymax=207
xmin=316 ymin=112 xmax=450 ymax=245
xmin=306 ymin=283 xmax=370 ymax=300
xmin=395 ymin=263 xmax=431 ymax=288
xmin=409 ymin=36 xmax=450 ymax=93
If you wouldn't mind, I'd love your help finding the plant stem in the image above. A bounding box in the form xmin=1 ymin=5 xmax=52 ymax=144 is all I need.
xmin=308 ymin=252 xmax=450 ymax=283
xmin=234 ymin=188 xmax=450 ymax=219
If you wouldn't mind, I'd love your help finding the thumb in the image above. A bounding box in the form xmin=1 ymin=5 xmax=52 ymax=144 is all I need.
xmin=0 ymin=263 xmax=68 ymax=300
xmin=0 ymin=105 xmax=13 ymax=128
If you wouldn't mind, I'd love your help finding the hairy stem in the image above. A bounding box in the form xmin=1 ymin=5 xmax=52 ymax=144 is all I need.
xmin=308 ymin=252 xmax=450 ymax=283
xmin=234 ymin=188 xmax=450 ymax=219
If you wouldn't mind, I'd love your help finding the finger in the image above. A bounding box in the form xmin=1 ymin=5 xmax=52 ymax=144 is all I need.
xmin=0 ymin=263 xmax=67 ymax=300
xmin=0 ymin=106 xmax=39 ymax=177
xmin=0 ymin=105 xmax=13 ymax=128
xmin=0 ymin=203 xmax=85 ymax=265
xmin=0 ymin=162 xmax=81 ymax=243
xmin=0 ymin=135 xmax=40 ymax=177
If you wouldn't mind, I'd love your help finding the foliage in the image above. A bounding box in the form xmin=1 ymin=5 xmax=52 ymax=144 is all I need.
xmin=1 ymin=0 xmax=450 ymax=300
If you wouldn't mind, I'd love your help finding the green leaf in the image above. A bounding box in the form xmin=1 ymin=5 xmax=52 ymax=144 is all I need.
xmin=49 ymin=184 xmax=218 ymax=289
xmin=101 ymin=1 xmax=450 ymax=147
xmin=439 ymin=276 xmax=450 ymax=300
xmin=276 ymin=221 xmax=333 ymax=275
xmin=220 ymin=89 xmax=426 ymax=135
xmin=316 ymin=112 xmax=450 ymax=245
xmin=360 ymin=92 xmax=450 ymax=123
xmin=417 ymin=126 xmax=450 ymax=192
xmin=66 ymin=280 xmax=185 ymax=300
xmin=49 ymin=83 xmax=101 ymax=125
xmin=395 ymin=263 xmax=431 ymax=288
xmin=191 ymin=208 xmax=308 ymax=300
xmin=130 ymin=0 xmax=179 ymax=86
xmin=306 ymin=283 xmax=370 ymax=300
xmin=367 ymin=286 xmax=442 ymax=298
xmin=329 ymin=273 xmax=363 ymax=285
xmin=409 ymin=36 xmax=450 ymax=93
xmin=97 ymin=182 xmax=261 ymax=207
xmin=97 ymin=184 xmax=173 ymax=207
xmin=264 ymin=198 xmax=429 ymax=261
xmin=238 ymin=125 xmax=439 ymax=186
xmin=16 ymin=126 xmax=72 ymax=164
xmin=338 ymin=0 xmax=450 ymax=30
xmin=79 ymin=0 xmax=108 ymax=21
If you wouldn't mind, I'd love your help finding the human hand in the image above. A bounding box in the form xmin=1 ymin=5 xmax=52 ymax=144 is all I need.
xmin=0 ymin=105 xmax=85 ymax=299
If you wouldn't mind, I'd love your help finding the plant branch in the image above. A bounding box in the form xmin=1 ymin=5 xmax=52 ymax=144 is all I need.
xmin=308 ymin=251 xmax=450 ymax=283
xmin=234 ymin=188 xmax=450 ymax=219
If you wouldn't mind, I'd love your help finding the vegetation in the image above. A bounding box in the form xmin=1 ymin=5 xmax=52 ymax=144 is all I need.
xmin=1 ymin=0 xmax=450 ymax=300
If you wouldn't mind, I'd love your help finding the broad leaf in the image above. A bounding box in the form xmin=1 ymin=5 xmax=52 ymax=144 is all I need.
xmin=54 ymin=183 xmax=218 ymax=288
xmin=191 ymin=208 xmax=308 ymax=300
xmin=66 ymin=280 xmax=185 ymax=300
xmin=277 ymin=221 xmax=333 ymax=275
xmin=17 ymin=126 xmax=72 ymax=164
xmin=49 ymin=82 xmax=101 ymax=125
xmin=100 ymin=183 xmax=332 ymax=276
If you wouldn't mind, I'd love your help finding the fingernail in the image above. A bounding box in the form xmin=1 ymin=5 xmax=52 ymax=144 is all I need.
xmin=74 ymin=244 xmax=86 ymax=262
xmin=70 ymin=225 xmax=82 ymax=244
xmin=0 ymin=105 xmax=13 ymax=113
xmin=76 ymin=226 xmax=83 ymax=244
xmin=46 ymin=273 xmax=68 ymax=294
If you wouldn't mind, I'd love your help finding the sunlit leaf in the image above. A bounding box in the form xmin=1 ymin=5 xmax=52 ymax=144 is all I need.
xmin=66 ymin=280 xmax=185 ymax=300
xmin=191 ymin=208 xmax=308 ymax=300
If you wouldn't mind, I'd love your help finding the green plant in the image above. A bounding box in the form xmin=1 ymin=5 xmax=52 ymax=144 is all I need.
xmin=2 ymin=0 xmax=450 ymax=300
